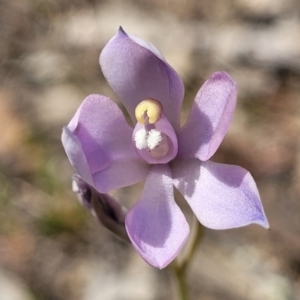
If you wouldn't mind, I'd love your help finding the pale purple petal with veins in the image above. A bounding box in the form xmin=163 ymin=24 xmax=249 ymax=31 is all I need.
xmin=172 ymin=159 xmax=269 ymax=230
xmin=62 ymin=94 xmax=149 ymax=193
xmin=100 ymin=27 xmax=184 ymax=129
xmin=126 ymin=164 xmax=190 ymax=269
xmin=177 ymin=72 xmax=237 ymax=161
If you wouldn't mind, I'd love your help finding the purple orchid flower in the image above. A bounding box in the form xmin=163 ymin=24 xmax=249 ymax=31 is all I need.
xmin=62 ymin=27 xmax=269 ymax=269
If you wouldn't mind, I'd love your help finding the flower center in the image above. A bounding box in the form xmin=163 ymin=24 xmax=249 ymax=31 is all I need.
xmin=132 ymin=99 xmax=177 ymax=164
xmin=134 ymin=99 xmax=168 ymax=159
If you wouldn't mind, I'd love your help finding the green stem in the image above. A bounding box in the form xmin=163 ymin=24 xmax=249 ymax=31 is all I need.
xmin=171 ymin=218 xmax=204 ymax=300
xmin=173 ymin=264 xmax=189 ymax=300
xmin=181 ymin=217 xmax=204 ymax=273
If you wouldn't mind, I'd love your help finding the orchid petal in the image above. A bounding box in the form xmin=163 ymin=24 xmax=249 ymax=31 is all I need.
xmin=92 ymin=158 xmax=149 ymax=193
xmin=126 ymin=164 xmax=190 ymax=269
xmin=62 ymin=127 xmax=94 ymax=186
xmin=177 ymin=72 xmax=237 ymax=161
xmin=100 ymin=27 xmax=184 ymax=129
xmin=62 ymin=94 xmax=149 ymax=193
xmin=172 ymin=159 xmax=269 ymax=229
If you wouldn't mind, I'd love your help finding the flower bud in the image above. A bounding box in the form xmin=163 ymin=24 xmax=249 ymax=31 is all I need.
xmin=72 ymin=175 xmax=130 ymax=243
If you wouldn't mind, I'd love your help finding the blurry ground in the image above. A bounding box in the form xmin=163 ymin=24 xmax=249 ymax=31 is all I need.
xmin=1 ymin=0 xmax=300 ymax=299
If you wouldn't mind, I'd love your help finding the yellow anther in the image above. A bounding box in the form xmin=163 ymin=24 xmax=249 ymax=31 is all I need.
xmin=135 ymin=99 xmax=163 ymax=124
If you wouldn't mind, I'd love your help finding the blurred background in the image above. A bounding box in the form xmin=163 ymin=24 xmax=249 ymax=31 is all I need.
xmin=1 ymin=0 xmax=300 ymax=299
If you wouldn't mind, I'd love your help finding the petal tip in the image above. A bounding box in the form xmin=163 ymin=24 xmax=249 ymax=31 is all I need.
xmin=118 ymin=26 xmax=126 ymax=36
xmin=61 ymin=126 xmax=73 ymax=144
xmin=61 ymin=125 xmax=67 ymax=135
xmin=257 ymin=217 xmax=270 ymax=230
xmin=126 ymin=216 xmax=190 ymax=269
xmin=139 ymin=252 xmax=172 ymax=270
xmin=211 ymin=71 xmax=236 ymax=85
xmin=209 ymin=71 xmax=238 ymax=94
